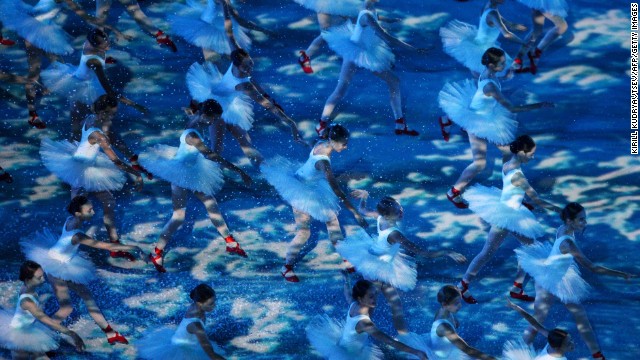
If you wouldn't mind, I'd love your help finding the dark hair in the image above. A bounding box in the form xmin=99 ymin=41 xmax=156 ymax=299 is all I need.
xmin=200 ymin=99 xmax=223 ymax=117
xmin=190 ymin=284 xmax=215 ymax=303
xmin=322 ymin=124 xmax=350 ymax=143
xmin=509 ymin=135 xmax=536 ymax=154
xmin=93 ymin=94 xmax=118 ymax=113
xmin=548 ymin=328 xmax=569 ymax=348
xmin=352 ymin=280 xmax=374 ymax=301
xmin=481 ymin=47 xmax=505 ymax=67
xmin=437 ymin=285 xmax=461 ymax=305
xmin=231 ymin=48 xmax=250 ymax=67
xmin=67 ymin=195 xmax=90 ymax=215
xmin=561 ymin=202 xmax=584 ymax=222
xmin=19 ymin=260 xmax=42 ymax=282
xmin=377 ymin=196 xmax=400 ymax=217
xmin=87 ymin=28 xmax=108 ymax=47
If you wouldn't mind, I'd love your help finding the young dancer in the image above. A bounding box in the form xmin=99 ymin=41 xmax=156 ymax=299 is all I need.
xmin=261 ymin=124 xmax=367 ymax=282
xmin=317 ymin=0 xmax=427 ymax=136
xmin=137 ymin=284 xmax=226 ymax=359
xmin=306 ymin=278 xmax=428 ymax=360
xmin=0 ymin=261 xmax=85 ymax=359
xmin=338 ymin=191 xmax=466 ymax=334
xmin=458 ymin=135 xmax=561 ymax=304
xmin=438 ymin=48 xmax=553 ymax=207
xmin=139 ymin=100 xmax=252 ymax=273
xmin=515 ymin=203 xmax=637 ymax=360
xmin=20 ymin=196 xmax=143 ymax=346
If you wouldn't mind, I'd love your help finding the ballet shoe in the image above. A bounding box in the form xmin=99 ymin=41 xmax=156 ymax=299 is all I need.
xmin=447 ymin=187 xmax=468 ymax=209
xmin=225 ymin=236 xmax=248 ymax=258
xmin=438 ymin=116 xmax=453 ymax=142
xmin=0 ymin=35 xmax=15 ymax=46
xmin=129 ymin=155 xmax=153 ymax=180
xmin=109 ymin=242 xmax=136 ymax=262
xmin=592 ymin=351 xmax=606 ymax=360
xmin=28 ymin=111 xmax=46 ymax=129
xmin=155 ymin=30 xmax=177 ymax=52
xmin=102 ymin=325 xmax=129 ymax=345
xmin=343 ymin=259 xmax=356 ymax=273
xmin=0 ymin=171 xmax=13 ymax=184
xmin=281 ymin=264 xmax=300 ymax=283
xmin=527 ymin=50 xmax=538 ymax=75
xmin=316 ymin=120 xmax=329 ymax=136
xmin=513 ymin=57 xmax=531 ymax=74
xmin=149 ymin=247 xmax=166 ymax=273
xmin=509 ymin=282 xmax=535 ymax=302
xmin=459 ymin=279 xmax=478 ymax=304
xmin=394 ymin=117 xmax=419 ymax=136
xmin=105 ymin=56 xmax=117 ymax=64
xmin=298 ymin=50 xmax=314 ymax=74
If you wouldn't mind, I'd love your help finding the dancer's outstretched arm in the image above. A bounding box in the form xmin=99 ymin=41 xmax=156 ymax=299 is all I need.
xmin=437 ymin=321 xmax=497 ymax=360
xmin=510 ymin=172 xmax=561 ymax=212
xmin=73 ymin=232 xmax=143 ymax=255
xmin=358 ymin=319 xmax=428 ymax=360
xmin=187 ymin=320 xmax=226 ymax=360
xmin=560 ymin=239 xmax=637 ymax=279
xmin=21 ymin=297 xmax=85 ymax=352
xmin=87 ymin=59 xmax=147 ymax=113
xmin=506 ymin=298 xmax=549 ymax=337
xmin=317 ymin=160 xmax=368 ymax=228
xmin=485 ymin=10 xmax=527 ymax=45
xmin=188 ymin=132 xmax=252 ymax=185
xmin=224 ymin=0 xmax=275 ymax=36
xmin=483 ymin=82 xmax=553 ymax=113
xmin=388 ymin=231 xmax=466 ymax=263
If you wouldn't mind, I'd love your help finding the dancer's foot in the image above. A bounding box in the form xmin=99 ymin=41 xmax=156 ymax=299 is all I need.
xmin=155 ymin=30 xmax=177 ymax=52
xmin=316 ymin=119 xmax=329 ymax=136
xmin=446 ymin=187 xmax=468 ymax=209
xmin=110 ymin=242 xmax=136 ymax=262
xmin=509 ymin=282 xmax=535 ymax=302
xmin=513 ymin=57 xmax=531 ymax=74
xmin=281 ymin=264 xmax=299 ymax=282
xmin=0 ymin=34 xmax=15 ymax=46
xmin=149 ymin=247 xmax=167 ymax=273
xmin=28 ymin=111 xmax=46 ymax=129
xmin=394 ymin=117 xmax=419 ymax=136
xmin=592 ymin=351 xmax=606 ymax=360
xmin=458 ymin=279 xmax=478 ymax=304
xmin=225 ymin=235 xmax=248 ymax=257
xmin=438 ymin=115 xmax=453 ymax=142
xmin=129 ymin=155 xmax=153 ymax=180
xmin=298 ymin=50 xmax=313 ymax=74
xmin=102 ymin=325 xmax=128 ymax=345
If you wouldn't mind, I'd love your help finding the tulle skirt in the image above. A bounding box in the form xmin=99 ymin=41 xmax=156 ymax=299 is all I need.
xmin=138 ymin=145 xmax=224 ymax=196
xmin=40 ymin=138 xmax=126 ymax=192
xmin=306 ymin=315 xmax=382 ymax=360
xmin=322 ymin=23 xmax=395 ymax=72
xmin=136 ymin=327 xmax=225 ymax=360
xmin=41 ymin=62 xmax=106 ymax=104
xmin=261 ymin=157 xmax=340 ymax=222
xmin=464 ymin=185 xmax=544 ymax=239
xmin=517 ymin=0 xmax=568 ymax=17
xmin=515 ymin=241 xmax=591 ymax=304
xmin=440 ymin=20 xmax=513 ymax=75
xmin=20 ymin=229 xmax=97 ymax=284
xmin=336 ymin=229 xmax=417 ymax=291
xmin=438 ymin=79 xmax=517 ymax=145
xmin=168 ymin=4 xmax=251 ymax=53
xmin=293 ymin=0 xmax=361 ymax=17
xmin=398 ymin=332 xmax=471 ymax=360
xmin=0 ymin=310 xmax=59 ymax=352
xmin=186 ymin=62 xmax=255 ymax=130
xmin=0 ymin=0 xmax=73 ymax=55
xmin=502 ymin=339 xmax=537 ymax=360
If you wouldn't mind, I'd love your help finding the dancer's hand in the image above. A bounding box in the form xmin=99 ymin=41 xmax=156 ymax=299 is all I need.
xmin=350 ymin=189 xmax=369 ymax=199
xmin=447 ymin=251 xmax=467 ymax=264
xmin=68 ymin=331 xmax=85 ymax=352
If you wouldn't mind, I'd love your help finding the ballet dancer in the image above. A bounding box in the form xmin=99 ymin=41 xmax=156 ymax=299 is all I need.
xmin=138 ymin=100 xmax=252 ymax=273
xmin=503 ymin=298 xmax=574 ymax=360
xmin=515 ymin=202 xmax=637 ymax=360
xmin=41 ymin=28 xmax=146 ymax=140
xmin=317 ymin=0 xmax=427 ymax=136
xmin=337 ymin=191 xmax=466 ymax=334
xmin=20 ymin=196 xmax=144 ymax=346
xmin=40 ymin=95 xmax=143 ymax=260
xmin=137 ymin=284 xmax=226 ymax=359
xmin=261 ymin=124 xmax=367 ymax=282
xmin=438 ymin=48 xmax=553 ymax=206
xmin=306 ymin=278 xmax=428 ymax=359
xmin=0 ymin=261 xmax=85 ymax=359
xmin=458 ymin=135 xmax=561 ymax=304
xmin=513 ymin=0 xmax=569 ymax=74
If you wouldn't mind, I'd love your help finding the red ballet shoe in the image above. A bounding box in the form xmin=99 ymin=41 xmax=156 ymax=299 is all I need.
xmin=149 ymin=247 xmax=166 ymax=273
xmin=28 ymin=111 xmax=46 ymax=129
xmin=155 ymin=30 xmax=177 ymax=52
xmin=522 ymin=201 xmax=535 ymax=211
xmin=129 ymin=155 xmax=153 ymax=180
xmin=298 ymin=50 xmax=314 ymax=74
xmin=459 ymin=279 xmax=478 ymax=304
xmin=0 ymin=34 xmax=15 ymax=46
xmin=316 ymin=119 xmax=329 ymax=136
xmin=592 ymin=351 xmax=606 ymax=360
xmin=513 ymin=57 xmax=531 ymax=74
xmin=527 ymin=50 xmax=539 ymax=75
xmin=102 ymin=325 xmax=129 ymax=345
xmin=105 ymin=56 xmax=117 ymax=64
xmin=394 ymin=117 xmax=419 ymax=136
xmin=0 ymin=168 xmax=13 ymax=184
xmin=509 ymin=281 xmax=535 ymax=302
xmin=109 ymin=242 xmax=136 ymax=262
xmin=438 ymin=115 xmax=453 ymax=142
xmin=447 ymin=187 xmax=468 ymax=209
xmin=225 ymin=235 xmax=248 ymax=257
xmin=343 ymin=259 xmax=356 ymax=273
xmin=281 ymin=264 xmax=299 ymax=283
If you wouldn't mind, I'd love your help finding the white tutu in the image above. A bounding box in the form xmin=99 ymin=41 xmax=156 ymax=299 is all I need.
xmin=502 ymin=339 xmax=537 ymax=360
xmin=0 ymin=0 xmax=73 ymax=55
xmin=322 ymin=22 xmax=395 ymax=72
xmin=0 ymin=310 xmax=58 ymax=352
xmin=440 ymin=20 xmax=513 ymax=74
xmin=138 ymin=145 xmax=224 ymax=196
xmin=41 ymin=62 xmax=106 ymax=105
xmin=136 ymin=327 xmax=225 ymax=360
xmin=261 ymin=156 xmax=340 ymax=222
xmin=40 ymin=138 xmax=126 ymax=192
xmin=293 ymin=0 xmax=361 ymax=17
xmin=306 ymin=315 xmax=382 ymax=360
xmin=464 ymin=185 xmax=544 ymax=239
xmin=168 ymin=0 xmax=251 ymax=54
xmin=438 ymin=79 xmax=517 ymax=145
xmin=398 ymin=332 xmax=471 ymax=360
xmin=186 ymin=62 xmax=255 ymax=130
xmin=515 ymin=241 xmax=590 ymax=304
xmin=20 ymin=229 xmax=97 ymax=284
xmin=516 ymin=0 xmax=568 ymax=17
xmin=336 ymin=228 xmax=417 ymax=291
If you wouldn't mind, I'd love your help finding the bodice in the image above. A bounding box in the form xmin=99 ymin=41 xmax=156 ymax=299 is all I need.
xmin=218 ymin=64 xmax=251 ymax=93
xmin=73 ymin=117 xmax=103 ymax=162
xmin=338 ymin=303 xmax=370 ymax=352
xmin=10 ymin=294 xmax=38 ymax=329
xmin=175 ymin=128 xmax=205 ymax=161
xmin=469 ymin=78 xmax=500 ymax=114
xmin=368 ymin=216 xmax=402 ymax=262
xmin=350 ymin=9 xmax=378 ymax=45
xmin=171 ymin=317 xmax=205 ymax=346
xmin=74 ymin=54 xmax=105 ymax=80
xmin=295 ymin=145 xmax=330 ymax=182
xmin=430 ymin=319 xmax=458 ymax=358
xmin=475 ymin=9 xmax=501 ymax=44
xmin=48 ymin=217 xmax=82 ymax=263
xmin=500 ymin=168 xmax=525 ymax=209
